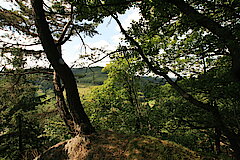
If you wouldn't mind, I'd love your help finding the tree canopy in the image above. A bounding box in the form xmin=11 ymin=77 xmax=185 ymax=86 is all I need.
xmin=1 ymin=0 xmax=240 ymax=159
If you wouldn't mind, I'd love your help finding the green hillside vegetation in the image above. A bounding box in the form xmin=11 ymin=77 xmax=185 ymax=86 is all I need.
xmin=74 ymin=66 xmax=168 ymax=93
xmin=0 ymin=66 xmax=234 ymax=160
xmin=73 ymin=67 xmax=108 ymax=85
xmin=73 ymin=66 xmax=168 ymax=86
xmin=74 ymin=67 xmax=168 ymax=96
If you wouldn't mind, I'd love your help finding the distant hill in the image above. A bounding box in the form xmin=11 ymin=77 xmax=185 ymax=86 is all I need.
xmin=72 ymin=67 xmax=107 ymax=85
xmin=72 ymin=67 xmax=176 ymax=86
xmin=141 ymin=76 xmax=166 ymax=84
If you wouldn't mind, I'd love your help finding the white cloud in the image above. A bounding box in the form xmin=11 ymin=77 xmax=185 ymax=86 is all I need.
xmin=91 ymin=40 xmax=114 ymax=50
xmin=84 ymin=40 xmax=115 ymax=67
xmin=111 ymin=34 xmax=124 ymax=45
xmin=116 ymin=8 xmax=142 ymax=31
xmin=122 ymin=8 xmax=141 ymax=29
xmin=63 ymin=39 xmax=117 ymax=67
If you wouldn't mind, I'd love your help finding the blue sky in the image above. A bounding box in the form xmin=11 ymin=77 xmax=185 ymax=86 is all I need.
xmin=62 ymin=8 xmax=141 ymax=67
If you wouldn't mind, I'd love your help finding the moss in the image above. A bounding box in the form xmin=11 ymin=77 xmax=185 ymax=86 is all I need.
xmin=35 ymin=131 xmax=203 ymax=160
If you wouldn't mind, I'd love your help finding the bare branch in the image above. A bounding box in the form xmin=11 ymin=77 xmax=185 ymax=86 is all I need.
xmin=0 ymin=68 xmax=53 ymax=75
xmin=0 ymin=40 xmax=41 ymax=48
xmin=75 ymin=29 xmax=88 ymax=54
xmin=57 ymin=5 xmax=74 ymax=44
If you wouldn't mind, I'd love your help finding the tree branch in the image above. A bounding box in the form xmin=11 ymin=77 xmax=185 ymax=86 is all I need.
xmin=0 ymin=40 xmax=42 ymax=48
xmin=166 ymin=0 xmax=240 ymax=80
xmin=111 ymin=11 xmax=217 ymax=113
xmin=0 ymin=70 xmax=53 ymax=75
xmin=0 ymin=7 xmax=38 ymax=37
xmin=81 ymin=0 xmax=142 ymax=8
xmin=56 ymin=5 xmax=74 ymax=45
xmin=111 ymin=8 xmax=240 ymax=157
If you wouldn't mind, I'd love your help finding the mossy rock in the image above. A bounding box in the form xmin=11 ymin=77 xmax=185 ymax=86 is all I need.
xmin=35 ymin=131 xmax=202 ymax=160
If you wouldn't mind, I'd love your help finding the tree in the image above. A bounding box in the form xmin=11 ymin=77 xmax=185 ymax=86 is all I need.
xmin=109 ymin=0 xmax=240 ymax=158
xmin=2 ymin=0 xmax=239 ymax=158
xmin=84 ymin=57 xmax=146 ymax=133
xmin=0 ymin=50 xmax=45 ymax=159
xmin=0 ymin=0 xmax=99 ymax=134
xmin=1 ymin=0 xmax=132 ymax=135
xmin=166 ymin=0 xmax=240 ymax=81
xmin=32 ymin=0 xmax=97 ymax=134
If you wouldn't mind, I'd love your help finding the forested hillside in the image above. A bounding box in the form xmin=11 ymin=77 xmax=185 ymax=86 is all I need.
xmin=73 ymin=67 xmax=108 ymax=85
xmin=1 ymin=0 xmax=240 ymax=159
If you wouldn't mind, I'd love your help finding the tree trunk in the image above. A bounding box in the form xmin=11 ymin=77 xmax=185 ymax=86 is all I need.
xmin=112 ymin=12 xmax=240 ymax=159
xmin=220 ymin=126 xmax=240 ymax=159
xmin=52 ymin=46 xmax=75 ymax=133
xmin=31 ymin=0 xmax=95 ymax=135
xmin=53 ymin=71 xmax=75 ymax=133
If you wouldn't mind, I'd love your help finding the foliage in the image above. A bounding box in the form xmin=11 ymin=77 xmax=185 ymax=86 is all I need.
xmin=105 ymin=0 xmax=240 ymax=158
xmin=81 ymin=54 xmax=237 ymax=158
xmin=84 ymin=58 xmax=142 ymax=133
xmin=68 ymin=0 xmax=131 ymax=22
xmin=1 ymin=0 xmax=240 ymax=158
xmin=0 ymin=72 xmax=45 ymax=159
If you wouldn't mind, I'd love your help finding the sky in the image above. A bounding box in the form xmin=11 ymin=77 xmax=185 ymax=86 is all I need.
xmin=62 ymin=8 xmax=141 ymax=67
xmin=0 ymin=0 xmax=141 ymax=68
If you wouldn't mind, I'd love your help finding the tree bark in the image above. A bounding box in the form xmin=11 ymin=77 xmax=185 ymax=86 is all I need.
xmin=31 ymin=0 xmax=95 ymax=135
xmin=52 ymin=46 xmax=75 ymax=133
xmin=53 ymin=71 xmax=75 ymax=133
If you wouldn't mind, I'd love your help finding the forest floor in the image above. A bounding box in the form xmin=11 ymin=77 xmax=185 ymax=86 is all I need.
xmin=35 ymin=130 xmax=203 ymax=160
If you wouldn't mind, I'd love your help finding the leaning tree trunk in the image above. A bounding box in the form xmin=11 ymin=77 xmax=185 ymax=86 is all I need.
xmin=53 ymin=71 xmax=75 ymax=133
xmin=31 ymin=0 xmax=95 ymax=135
xmin=52 ymin=46 xmax=75 ymax=133
xmin=112 ymin=12 xmax=240 ymax=159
